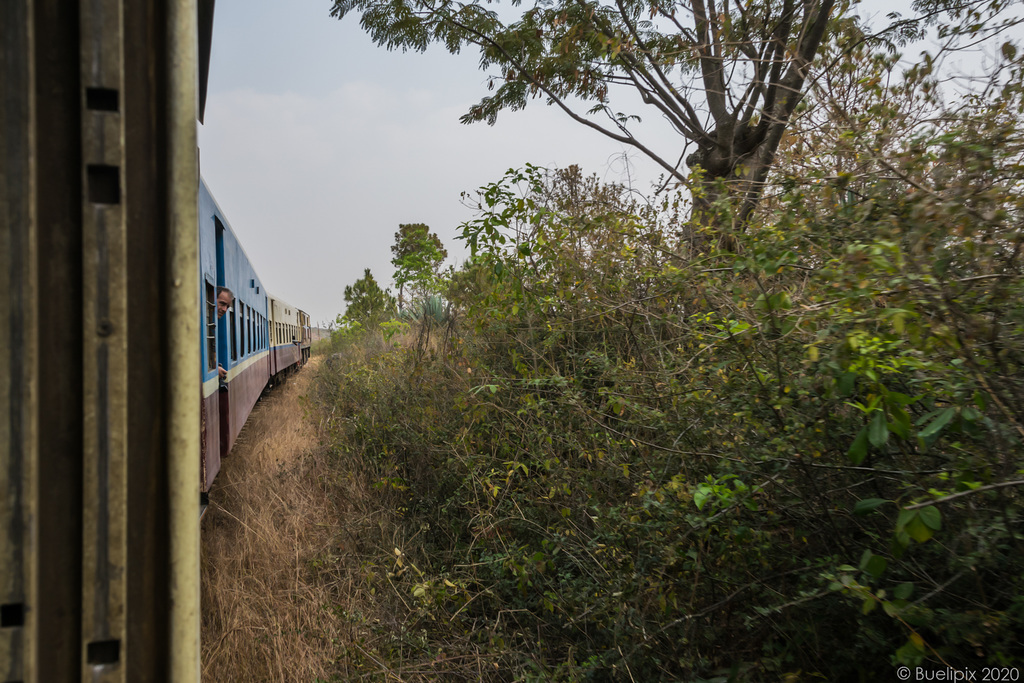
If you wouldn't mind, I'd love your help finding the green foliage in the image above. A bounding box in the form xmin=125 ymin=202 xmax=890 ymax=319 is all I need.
xmin=339 ymin=267 xmax=397 ymax=329
xmin=312 ymin=46 xmax=1024 ymax=681
xmin=390 ymin=223 xmax=449 ymax=307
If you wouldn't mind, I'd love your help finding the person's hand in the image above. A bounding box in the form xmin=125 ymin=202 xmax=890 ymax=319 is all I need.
xmin=218 ymin=365 xmax=227 ymax=380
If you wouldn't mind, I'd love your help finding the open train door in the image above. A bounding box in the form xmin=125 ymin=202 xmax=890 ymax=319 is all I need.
xmin=1 ymin=0 xmax=213 ymax=680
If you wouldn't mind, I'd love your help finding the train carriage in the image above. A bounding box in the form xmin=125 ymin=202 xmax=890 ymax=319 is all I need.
xmin=198 ymin=181 xmax=312 ymax=493
xmin=298 ymin=308 xmax=313 ymax=363
xmin=2 ymin=2 xmax=316 ymax=679
xmin=198 ymin=180 xmax=275 ymax=489
xmin=269 ymin=295 xmax=302 ymax=376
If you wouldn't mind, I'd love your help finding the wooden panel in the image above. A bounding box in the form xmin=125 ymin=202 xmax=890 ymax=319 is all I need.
xmin=0 ymin=0 xmax=202 ymax=680
xmin=1 ymin=2 xmax=38 ymax=681
xmin=80 ymin=0 xmax=129 ymax=679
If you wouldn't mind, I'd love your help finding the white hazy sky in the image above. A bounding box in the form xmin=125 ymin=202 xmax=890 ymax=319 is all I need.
xmin=198 ymin=0 xmax=679 ymax=326
xmin=196 ymin=0 xmax=964 ymax=326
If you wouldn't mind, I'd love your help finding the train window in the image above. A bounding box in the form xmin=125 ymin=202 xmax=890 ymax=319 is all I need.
xmin=230 ymin=306 xmax=237 ymax=361
xmin=205 ymin=283 xmax=216 ymax=372
xmin=239 ymin=304 xmax=246 ymax=357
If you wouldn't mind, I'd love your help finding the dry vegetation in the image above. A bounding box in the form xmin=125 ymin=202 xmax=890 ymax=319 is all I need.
xmin=201 ymin=358 xmax=358 ymax=682
xmin=201 ymin=350 xmax=462 ymax=682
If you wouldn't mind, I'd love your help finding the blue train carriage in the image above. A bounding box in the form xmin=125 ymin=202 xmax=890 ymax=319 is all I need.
xmin=269 ymin=295 xmax=303 ymax=377
xmin=199 ymin=180 xmax=272 ymax=490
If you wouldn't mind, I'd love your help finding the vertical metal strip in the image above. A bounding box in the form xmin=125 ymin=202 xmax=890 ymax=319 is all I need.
xmin=1 ymin=1 xmax=38 ymax=681
xmin=80 ymin=0 xmax=127 ymax=680
xmin=168 ymin=1 xmax=202 ymax=680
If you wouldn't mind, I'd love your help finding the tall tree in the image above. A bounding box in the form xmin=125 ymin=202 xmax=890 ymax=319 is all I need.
xmin=390 ymin=223 xmax=448 ymax=306
xmin=332 ymin=0 xmax=846 ymax=225
xmin=341 ymin=268 xmax=397 ymax=326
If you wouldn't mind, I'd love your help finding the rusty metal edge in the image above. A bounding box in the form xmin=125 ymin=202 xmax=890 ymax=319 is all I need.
xmin=167 ymin=0 xmax=201 ymax=680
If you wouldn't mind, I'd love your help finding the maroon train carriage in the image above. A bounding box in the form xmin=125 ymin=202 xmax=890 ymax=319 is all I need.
xmin=298 ymin=308 xmax=312 ymax=364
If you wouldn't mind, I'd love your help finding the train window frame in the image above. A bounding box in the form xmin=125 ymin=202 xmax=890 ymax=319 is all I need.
xmin=205 ymin=282 xmax=216 ymax=372
xmin=230 ymin=305 xmax=238 ymax=362
xmin=240 ymin=303 xmax=247 ymax=358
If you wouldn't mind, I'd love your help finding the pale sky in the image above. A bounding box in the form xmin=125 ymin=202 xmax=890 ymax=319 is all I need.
xmin=196 ymin=0 xmax=1002 ymax=326
xmin=198 ymin=0 xmax=682 ymax=326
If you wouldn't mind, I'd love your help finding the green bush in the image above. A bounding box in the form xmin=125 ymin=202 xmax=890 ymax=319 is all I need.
xmin=312 ymin=80 xmax=1024 ymax=680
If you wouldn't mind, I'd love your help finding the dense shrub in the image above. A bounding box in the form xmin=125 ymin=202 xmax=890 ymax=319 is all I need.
xmin=312 ymin=70 xmax=1024 ymax=680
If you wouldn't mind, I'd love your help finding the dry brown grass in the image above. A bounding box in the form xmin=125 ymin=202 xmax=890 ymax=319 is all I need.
xmin=201 ymin=358 xmax=360 ymax=682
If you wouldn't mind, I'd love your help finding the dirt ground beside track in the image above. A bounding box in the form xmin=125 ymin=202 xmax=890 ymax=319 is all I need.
xmin=200 ymin=357 xmax=352 ymax=681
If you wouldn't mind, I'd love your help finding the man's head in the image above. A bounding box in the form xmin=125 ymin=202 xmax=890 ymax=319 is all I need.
xmin=217 ymin=287 xmax=234 ymax=318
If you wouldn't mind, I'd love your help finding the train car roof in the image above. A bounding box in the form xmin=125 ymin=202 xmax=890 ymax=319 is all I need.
xmin=267 ymin=293 xmax=300 ymax=312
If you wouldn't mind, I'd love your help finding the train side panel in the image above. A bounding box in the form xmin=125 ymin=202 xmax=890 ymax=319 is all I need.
xmin=297 ymin=309 xmax=312 ymax=363
xmin=269 ymin=295 xmax=302 ymax=377
xmin=199 ymin=184 xmax=222 ymax=488
xmin=198 ymin=181 xmax=272 ymax=489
